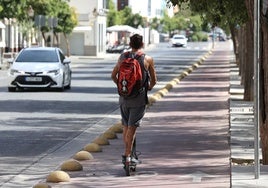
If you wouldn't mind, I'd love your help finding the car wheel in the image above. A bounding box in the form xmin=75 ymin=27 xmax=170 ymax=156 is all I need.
xmin=57 ymin=75 xmax=65 ymax=92
xmin=56 ymin=85 xmax=64 ymax=92
xmin=8 ymin=87 xmax=16 ymax=92
xmin=59 ymin=81 xmax=65 ymax=91
xmin=65 ymin=72 xmax=71 ymax=89
xmin=65 ymin=83 xmax=71 ymax=90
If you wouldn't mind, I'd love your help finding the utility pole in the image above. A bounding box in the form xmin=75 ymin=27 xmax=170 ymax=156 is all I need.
xmin=253 ymin=0 xmax=260 ymax=179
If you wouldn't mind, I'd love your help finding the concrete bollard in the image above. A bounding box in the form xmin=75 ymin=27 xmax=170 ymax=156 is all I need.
xmin=109 ymin=123 xmax=123 ymax=133
xmin=102 ymin=130 xmax=118 ymax=139
xmin=46 ymin=170 xmax=70 ymax=183
xmin=60 ymin=159 xmax=83 ymax=171
xmin=73 ymin=151 xmax=94 ymax=161
xmin=93 ymin=135 xmax=110 ymax=145
xmin=83 ymin=143 xmax=102 ymax=152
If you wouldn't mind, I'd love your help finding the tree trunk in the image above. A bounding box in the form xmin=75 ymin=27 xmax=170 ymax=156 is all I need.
xmin=243 ymin=22 xmax=254 ymax=101
xmin=54 ymin=32 xmax=59 ymax=47
xmin=243 ymin=0 xmax=254 ymax=101
xmin=261 ymin=124 xmax=268 ymax=164
xmin=64 ymin=33 xmax=70 ymax=57
xmin=260 ymin=15 xmax=268 ymax=164
xmin=229 ymin=24 xmax=239 ymax=63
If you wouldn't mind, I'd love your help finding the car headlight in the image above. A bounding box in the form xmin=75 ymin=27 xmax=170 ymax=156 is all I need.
xmin=9 ymin=69 xmax=24 ymax=75
xmin=48 ymin=69 xmax=60 ymax=75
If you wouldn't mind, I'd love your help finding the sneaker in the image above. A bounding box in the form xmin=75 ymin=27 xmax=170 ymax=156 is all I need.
xmin=131 ymin=157 xmax=141 ymax=164
xmin=126 ymin=156 xmax=131 ymax=163
xmin=122 ymin=155 xmax=141 ymax=164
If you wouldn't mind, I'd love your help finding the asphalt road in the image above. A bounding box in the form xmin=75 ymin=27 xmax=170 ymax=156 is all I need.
xmin=0 ymin=41 xmax=212 ymax=187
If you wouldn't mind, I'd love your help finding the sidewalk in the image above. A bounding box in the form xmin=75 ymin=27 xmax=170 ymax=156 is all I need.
xmin=229 ymin=57 xmax=268 ymax=186
xmin=32 ymin=41 xmax=268 ymax=188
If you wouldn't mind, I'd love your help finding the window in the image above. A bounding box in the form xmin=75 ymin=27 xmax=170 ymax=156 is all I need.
xmin=16 ymin=50 xmax=59 ymax=62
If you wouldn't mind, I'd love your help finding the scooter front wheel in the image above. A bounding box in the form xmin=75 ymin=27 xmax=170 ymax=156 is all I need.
xmin=125 ymin=163 xmax=130 ymax=176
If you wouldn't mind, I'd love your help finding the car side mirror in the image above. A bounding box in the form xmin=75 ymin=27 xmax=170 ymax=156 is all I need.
xmin=63 ymin=58 xmax=71 ymax=64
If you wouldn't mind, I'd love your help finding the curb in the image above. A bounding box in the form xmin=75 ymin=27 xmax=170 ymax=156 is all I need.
xmin=148 ymin=50 xmax=212 ymax=105
xmin=32 ymin=49 xmax=213 ymax=187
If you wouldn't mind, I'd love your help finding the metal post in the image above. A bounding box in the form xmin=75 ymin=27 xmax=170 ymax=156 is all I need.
xmin=38 ymin=15 xmax=41 ymax=46
xmin=212 ymin=27 xmax=215 ymax=49
xmin=48 ymin=17 xmax=53 ymax=47
xmin=253 ymin=0 xmax=260 ymax=179
xmin=8 ymin=19 xmax=11 ymax=52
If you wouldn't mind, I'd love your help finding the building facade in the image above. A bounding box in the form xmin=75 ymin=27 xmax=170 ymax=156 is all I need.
xmin=64 ymin=0 xmax=171 ymax=56
xmin=61 ymin=0 xmax=107 ymax=56
xmin=114 ymin=0 xmax=168 ymax=19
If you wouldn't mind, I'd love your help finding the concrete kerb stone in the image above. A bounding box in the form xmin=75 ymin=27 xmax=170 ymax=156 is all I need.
xmin=46 ymin=170 xmax=70 ymax=183
xmin=60 ymin=159 xmax=83 ymax=171
xmin=102 ymin=129 xmax=118 ymax=139
xmin=33 ymin=49 xmax=213 ymax=186
xmin=108 ymin=122 xmax=124 ymax=133
xmin=35 ymin=159 xmax=83 ymax=186
xmin=147 ymin=49 xmax=212 ymax=106
xmin=73 ymin=150 xmax=94 ymax=161
xmin=92 ymin=135 xmax=110 ymax=145
xmin=83 ymin=143 xmax=102 ymax=152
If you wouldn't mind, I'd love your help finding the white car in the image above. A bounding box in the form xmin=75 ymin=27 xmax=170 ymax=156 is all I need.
xmin=8 ymin=47 xmax=72 ymax=92
xmin=171 ymin=34 xmax=188 ymax=47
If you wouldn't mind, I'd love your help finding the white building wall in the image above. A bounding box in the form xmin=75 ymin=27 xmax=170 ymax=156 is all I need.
xmin=114 ymin=0 xmax=168 ymax=19
xmin=63 ymin=0 xmax=106 ymax=56
xmin=129 ymin=0 xmax=148 ymax=17
xmin=69 ymin=0 xmax=97 ymax=14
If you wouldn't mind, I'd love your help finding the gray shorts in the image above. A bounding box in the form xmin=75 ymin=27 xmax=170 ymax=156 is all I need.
xmin=120 ymin=104 xmax=146 ymax=127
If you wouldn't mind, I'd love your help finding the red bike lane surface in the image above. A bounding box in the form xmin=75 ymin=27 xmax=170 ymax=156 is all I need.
xmin=50 ymin=43 xmax=232 ymax=188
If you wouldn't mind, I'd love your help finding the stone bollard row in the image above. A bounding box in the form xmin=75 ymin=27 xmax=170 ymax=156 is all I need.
xmin=32 ymin=122 xmax=123 ymax=187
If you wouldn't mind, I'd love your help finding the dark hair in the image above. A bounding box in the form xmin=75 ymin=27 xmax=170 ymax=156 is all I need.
xmin=129 ymin=34 xmax=143 ymax=49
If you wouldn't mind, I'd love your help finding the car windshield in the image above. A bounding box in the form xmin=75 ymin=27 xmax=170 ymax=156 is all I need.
xmin=16 ymin=50 xmax=59 ymax=62
xmin=174 ymin=36 xmax=184 ymax=39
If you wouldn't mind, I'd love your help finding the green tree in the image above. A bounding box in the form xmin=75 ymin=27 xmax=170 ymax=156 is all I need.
xmin=0 ymin=0 xmax=27 ymax=20
xmin=162 ymin=11 xmax=177 ymax=36
xmin=107 ymin=0 xmax=118 ymax=27
xmin=129 ymin=13 xmax=144 ymax=28
xmin=107 ymin=4 xmax=144 ymax=28
xmin=118 ymin=6 xmax=133 ymax=26
xmin=26 ymin=0 xmax=77 ymax=49
xmin=53 ymin=1 xmax=78 ymax=56
xmin=161 ymin=2 xmax=207 ymax=40
xmin=0 ymin=0 xmax=77 ymax=54
xmin=150 ymin=17 xmax=160 ymax=30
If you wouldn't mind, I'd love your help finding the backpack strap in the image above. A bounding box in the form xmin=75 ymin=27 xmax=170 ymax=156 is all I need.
xmin=123 ymin=51 xmax=143 ymax=59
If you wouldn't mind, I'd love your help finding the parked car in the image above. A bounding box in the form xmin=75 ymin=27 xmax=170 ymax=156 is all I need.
xmin=106 ymin=44 xmax=131 ymax=53
xmin=7 ymin=47 xmax=72 ymax=92
xmin=170 ymin=34 xmax=188 ymax=47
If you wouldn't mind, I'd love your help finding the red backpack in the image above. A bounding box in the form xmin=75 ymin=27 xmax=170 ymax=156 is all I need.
xmin=117 ymin=51 xmax=144 ymax=98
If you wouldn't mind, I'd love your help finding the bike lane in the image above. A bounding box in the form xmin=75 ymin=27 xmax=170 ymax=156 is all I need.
xmin=35 ymin=42 xmax=233 ymax=188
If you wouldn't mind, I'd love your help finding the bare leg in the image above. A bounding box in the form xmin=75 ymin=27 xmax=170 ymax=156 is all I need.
xmin=123 ymin=126 xmax=128 ymax=149
xmin=125 ymin=126 xmax=137 ymax=157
